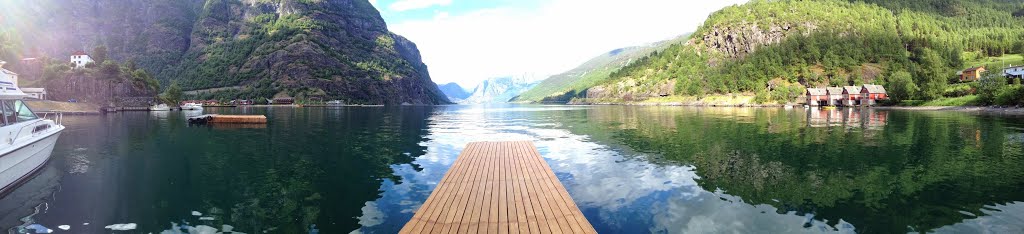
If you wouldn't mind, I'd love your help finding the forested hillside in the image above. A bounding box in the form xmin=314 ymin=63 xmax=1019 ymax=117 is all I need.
xmin=580 ymin=0 xmax=1024 ymax=104
xmin=0 ymin=0 xmax=449 ymax=105
xmin=513 ymin=35 xmax=688 ymax=103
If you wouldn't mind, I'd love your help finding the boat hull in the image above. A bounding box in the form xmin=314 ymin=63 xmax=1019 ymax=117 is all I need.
xmin=0 ymin=131 xmax=62 ymax=197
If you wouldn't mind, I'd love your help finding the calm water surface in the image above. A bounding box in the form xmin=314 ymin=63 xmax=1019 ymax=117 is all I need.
xmin=1 ymin=105 xmax=1023 ymax=233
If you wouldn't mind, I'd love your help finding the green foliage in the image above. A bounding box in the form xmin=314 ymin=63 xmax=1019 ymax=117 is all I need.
xmin=162 ymin=81 xmax=183 ymax=105
xmin=42 ymin=62 xmax=71 ymax=81
xmin=887 ymin=71 xmax=919 ymax=102
xmin=92 ymin=46 xmax=108 ymax=63
xmin=993 ymin=85 xmax=1024 ymax=106
xmin=98 ymin=60 xmax=122 ymax=80
xmin=0 ymin=29 xmax=20 ymax=62
xmin=943 ymin=82 xmax=974 ymax=97
xmin=912 ymin=48 xmax=951 ymax=100
xmin=132 ymin=69 xmax=161 ymax=94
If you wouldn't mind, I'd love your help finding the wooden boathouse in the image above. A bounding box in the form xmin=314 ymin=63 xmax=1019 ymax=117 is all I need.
xmin=401 ymin=141 xmax=596 ymax=234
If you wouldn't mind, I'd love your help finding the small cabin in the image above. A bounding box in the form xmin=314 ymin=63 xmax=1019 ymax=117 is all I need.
xmin=960 ymin=66 xmax=986 ymax=82
xmin=860 ymin=84 xmax=888 ymax=106
xmin=805 ymin=88 xmax=828 ymax=106
xmin=841 ymin=86 xmax=860 ymax=106
xmin=825 ymin=87 xmax=843 ymax=106
xmin=21 ymin=88 xmax=47 ymax=100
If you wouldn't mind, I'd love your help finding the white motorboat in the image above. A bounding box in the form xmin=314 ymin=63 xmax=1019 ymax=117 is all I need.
xmin=180 ymin=103 xmax=203 ymax=111
xmin=150 ymin=104 xmax=170 ymax=111
xmin=0 ymin=61 xmax=65 ymax=197
xmin=327 ymin=100 xmax=345 ymax=106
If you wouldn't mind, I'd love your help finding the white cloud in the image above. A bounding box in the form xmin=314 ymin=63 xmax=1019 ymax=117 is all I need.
xmin=390 ymin=0 xmax=750 ymax=88
xmin=389 ymin=0 xmax=453 ymax=12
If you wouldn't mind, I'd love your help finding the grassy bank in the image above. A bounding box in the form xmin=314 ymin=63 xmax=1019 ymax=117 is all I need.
xmin=899 ymin=95 xmax=980 ymax=107
xmin=27 ymin=100 xmax=101 ymax=114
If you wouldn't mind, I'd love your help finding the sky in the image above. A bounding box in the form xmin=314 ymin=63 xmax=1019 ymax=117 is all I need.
xmin=370 ymin=0 xmax=749 ymax=88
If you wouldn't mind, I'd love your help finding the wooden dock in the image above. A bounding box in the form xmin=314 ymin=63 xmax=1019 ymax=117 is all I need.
xmin=187 ymin=114 xmax=267 ymax=124
xmin=401 ymin=141 xmax=596 ymax=234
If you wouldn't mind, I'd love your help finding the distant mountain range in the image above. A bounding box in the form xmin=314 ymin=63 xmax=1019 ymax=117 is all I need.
xmin=436 ymin=82 xmax=471 ymax=102
xmin=460 ymin=77 xmax=539 ymax=104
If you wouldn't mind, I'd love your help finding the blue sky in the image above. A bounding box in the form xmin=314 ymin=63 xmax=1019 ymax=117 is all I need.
xmin=370 ymin=0 xmax=749 ymax=88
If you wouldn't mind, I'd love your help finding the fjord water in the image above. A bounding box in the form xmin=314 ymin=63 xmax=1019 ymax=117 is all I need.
xmin=2 ymin=106 xmax=1023 ymax=233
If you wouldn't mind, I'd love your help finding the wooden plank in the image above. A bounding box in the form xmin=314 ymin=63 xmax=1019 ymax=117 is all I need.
xmin=438 ymin=142 xmax=485 ymax=234
xmin=526 ymin=143 xmax=591 ymax=233
xmin=511 ymin=142 xmax=538 ymax=234
xmin=520 ymin=142 xmax=564 ymax=234
xmin=402 ymin=141 xmax=594 ymax=234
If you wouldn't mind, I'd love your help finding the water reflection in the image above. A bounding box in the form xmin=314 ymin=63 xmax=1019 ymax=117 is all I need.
xmin=2 ymin=106 xmax=1023 ymax=233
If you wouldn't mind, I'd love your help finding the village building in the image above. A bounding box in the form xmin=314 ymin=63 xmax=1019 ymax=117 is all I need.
xmin=272 ymin=97 xmax=295 ymax=105
xmin=841 ymin=86 xmax=860 ymax=106
xmin=826 ymin=87 xmax=843 ymax=106
xmin=21 ymin=88 xmax=47 ymax=100
xmin=860 ymin=84 xmax=888 ymax=106
xmin=70 ymin=51 xmax=94 ymax=68
xmin=805 ymin=88 xmax=828 ymax=106
xmin=1005 ymin=65 xmax=1024 ymax=83
xmin=959 ymin=66 xmax=986 ymax=82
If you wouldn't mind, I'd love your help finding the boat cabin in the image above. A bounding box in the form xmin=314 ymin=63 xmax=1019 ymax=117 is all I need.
xmin=841 ymin=86 xmax=860 ymax=106
xmin=860 ymin=84 xmax=888 ymax=106
xmin=805 ymin=88 xmax=828 ymax=106
xmin=826 ymin=87 xmax=843 ymax=106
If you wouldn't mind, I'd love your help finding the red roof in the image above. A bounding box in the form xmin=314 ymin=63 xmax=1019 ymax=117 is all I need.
xmin=963 ymin=66 xmax=985 ymax=72
xmin=71 ymin=50 xmax=88 ymax=56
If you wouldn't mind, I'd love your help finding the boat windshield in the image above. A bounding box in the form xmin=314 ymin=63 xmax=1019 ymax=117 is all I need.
xmin=1 ymin=100 xmax=38 ymax=125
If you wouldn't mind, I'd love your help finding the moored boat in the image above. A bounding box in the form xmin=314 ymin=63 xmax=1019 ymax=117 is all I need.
xmin=150 ymin=104 xmax=170 ymax=111
xmin=0 ymin=61 xmax=65 ymax=197
xmin=180 ymin=103 xmax=203 ymax=111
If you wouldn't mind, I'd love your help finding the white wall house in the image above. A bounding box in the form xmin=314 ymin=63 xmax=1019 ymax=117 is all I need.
xmin=1005 ymin=65 xmax=1024 ymax=78
xmin=70 ymin=51 xmax=94 ymax=68
xmin=21 ymin=88 xmax=46 ymax=100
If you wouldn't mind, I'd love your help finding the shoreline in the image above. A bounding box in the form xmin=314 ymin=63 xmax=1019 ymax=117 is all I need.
xmin=872 ymin=106 xmax=1024 ymax=116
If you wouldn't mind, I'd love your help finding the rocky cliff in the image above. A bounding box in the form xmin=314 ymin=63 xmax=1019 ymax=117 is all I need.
xmin=44 ymin=73 xmax=158 ymax=106
xmin=699 ymin=23 xmax=812 ymax=59
xmin=3 ymin=0 xmax=449 ymax=105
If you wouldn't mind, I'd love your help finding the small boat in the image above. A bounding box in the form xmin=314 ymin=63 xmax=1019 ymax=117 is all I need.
xmin=327 ymin=100 xmax=345 ymax=106
xmin=0 ymin=61 xmax=66 ymax=197
xmin=823 ymin=106 xmax=837 ymax=110
xmin=150 ymin=104 xmax=170 ymax=111
xmin=180 ymin=103 xmax=204 ymax=111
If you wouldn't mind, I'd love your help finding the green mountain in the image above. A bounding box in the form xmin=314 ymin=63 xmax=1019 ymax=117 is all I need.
xmin=577 ymin=0 xmax=1024 ymax=104
xmin=513 ymin=36 xmax=688 ymax=103
xmin=1 ymin=0 xmax=449 ymax=105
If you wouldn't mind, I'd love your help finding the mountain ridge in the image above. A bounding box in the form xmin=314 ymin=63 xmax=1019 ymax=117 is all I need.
xmin=513 ymin=34 xmax=690 ymax=103
xmin=1 ymin=0 xmax=450 ymax=105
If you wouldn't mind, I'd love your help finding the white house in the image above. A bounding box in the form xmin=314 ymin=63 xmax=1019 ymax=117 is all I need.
xmin=21 ymin=88 xmax=46 ymax=100
xmin=70 ymin=51 xmax=94 ymax=68
xmin=1005 ymin=65 xmax=1024 ymax=79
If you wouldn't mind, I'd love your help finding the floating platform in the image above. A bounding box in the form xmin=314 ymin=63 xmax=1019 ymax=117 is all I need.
xmin=401 ymin=141 xmax=596 ymax=234
xmin=187 ymin=114 xmax=267 ymax=124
